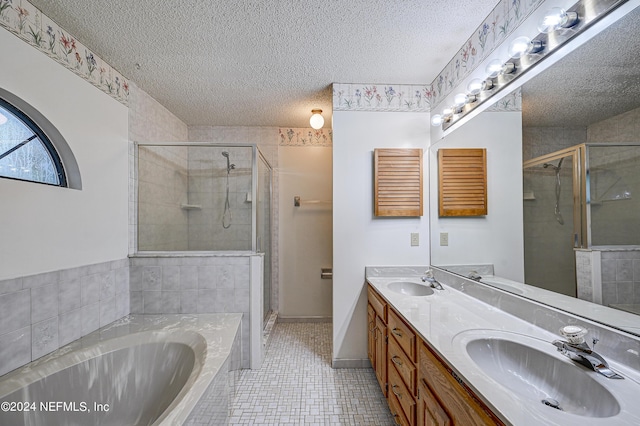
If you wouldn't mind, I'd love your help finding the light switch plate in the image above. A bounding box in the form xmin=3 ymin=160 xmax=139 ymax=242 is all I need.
xmin=411 ymin=233 xmax=419 ymax=246
xmin=440 ymin=232 xmax=449 ymax=246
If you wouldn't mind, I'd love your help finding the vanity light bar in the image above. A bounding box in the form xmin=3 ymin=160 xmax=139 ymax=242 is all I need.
xmin=437 ymin=0 xmax=629 ymax=131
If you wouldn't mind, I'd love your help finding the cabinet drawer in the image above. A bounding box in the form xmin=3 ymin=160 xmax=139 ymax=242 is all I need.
xmin=389 ymin=362 xmax=416 ymax=425
xmin=388 ymin=309 xmax=416 ymax=362
xmin=389 ymin=387 xmax=411 ymax=426
xmin=368 ymin=285 xmax=387 ymax=321
xmin=419 ymin=342 xmax=500 ymax=425
xmin=388 ymin=334 xmax=416 ymax=395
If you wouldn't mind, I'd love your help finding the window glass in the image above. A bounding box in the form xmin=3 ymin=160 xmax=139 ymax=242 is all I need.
xmin=0 ymin=99 xmax=65 ymax=186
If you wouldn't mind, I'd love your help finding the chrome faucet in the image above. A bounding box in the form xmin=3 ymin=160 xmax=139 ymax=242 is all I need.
xmin=467 ymin=271 xmax=482 ymax=281
xmin=552 ymin=326 xmax=623 ymax=379
xmin=421 ymin=269 xmax=444 ymax=290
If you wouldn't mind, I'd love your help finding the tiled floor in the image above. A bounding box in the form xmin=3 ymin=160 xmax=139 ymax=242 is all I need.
xmin=229 ymin=322 xmax=394 ymax=425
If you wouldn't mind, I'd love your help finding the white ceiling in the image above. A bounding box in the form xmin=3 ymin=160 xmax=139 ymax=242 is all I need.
xmin=29 ymin=0 xmax=498 ymax=128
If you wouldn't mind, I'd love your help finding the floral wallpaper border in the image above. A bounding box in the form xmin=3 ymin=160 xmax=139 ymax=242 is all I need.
xmin=0 ymin=0 xmax=129 ymax=106
xmin=333 ymin=83 xmax=431 ymax=112
xmin=429 ymin=0 xmax=545 ymax=111
xmin=278 ymin=128 xmax=333 ymax=147
xmin=486 ymin=87 xmax=522 ymax=112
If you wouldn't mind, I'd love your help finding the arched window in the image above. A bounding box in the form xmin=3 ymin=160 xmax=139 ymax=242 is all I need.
xmin=0 ymin=89 xmax=81 ymax=189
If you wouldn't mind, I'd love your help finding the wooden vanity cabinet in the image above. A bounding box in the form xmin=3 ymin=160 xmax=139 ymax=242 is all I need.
xmin=418 ymin=342 xmax=503 ymax=425
xmin=368 ymin=285 xmax=388 ymax=397
xmin=367 ymin=285 xmax=503 ymax=426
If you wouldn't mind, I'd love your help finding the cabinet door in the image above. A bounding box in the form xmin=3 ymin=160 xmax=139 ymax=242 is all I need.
xmin=375 ymin=315 xmax=387 ymax=397
xmin=417 ymin=379 xmax=451 ymax=426
xmin=368 ymin=303 xmax=375 ymax=366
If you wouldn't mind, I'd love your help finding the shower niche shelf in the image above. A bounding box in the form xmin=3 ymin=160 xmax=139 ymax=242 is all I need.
xmin=181 ymin=204 xmax=202 ymax=210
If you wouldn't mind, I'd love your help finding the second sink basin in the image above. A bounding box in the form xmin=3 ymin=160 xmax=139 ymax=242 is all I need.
xmin=387 ymin=281 xmax=434 ymax=296
xmin=460 ymin=331 xmax=620 ymax=418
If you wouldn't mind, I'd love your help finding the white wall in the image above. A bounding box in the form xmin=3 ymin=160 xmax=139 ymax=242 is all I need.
xmin=429 ymin=111 xmax=524 ymax=281
xmin=279 ymin=146 xmax=333 ymax=319
xmin=332 ymin=111 xmax=430 ymax=365
xmin=1 ymin=29 xmax=129 ymax=280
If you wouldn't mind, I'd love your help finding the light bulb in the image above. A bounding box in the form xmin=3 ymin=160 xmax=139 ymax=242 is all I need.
xmin=508 ymin=36 xmax=532 ymax=58
xmin=485 ymin=59 xmax=504 ymax=78
xmin=453 ymin=93 xmax=468 ymax=107
xmin=467 ymin=79 xmax=483 ymax=95
xmin=538 ymin=8 xmax=578 ymax=33
xmin=309 ymin=109 xmax=324 ymax=129
xmin=0 ymin=112 xmax=7 ymax=126
xmin=431 ymin=114 xmax=443 ymax=127
xmin=442 ymin=107 xmax=453 ymax=118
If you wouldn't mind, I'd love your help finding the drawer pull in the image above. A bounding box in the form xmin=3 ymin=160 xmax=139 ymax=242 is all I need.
xmin=391 ymin=384 xmax=403 ymax=399
xmin=391 ymin=355 xmax=403 ymax=366
xmin=391 ymin=328 xmax=403 ymax=337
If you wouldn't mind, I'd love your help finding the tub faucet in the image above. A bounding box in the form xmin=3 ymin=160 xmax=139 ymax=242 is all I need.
xmin=421 ymin=269 xmax=444 ymax=290
xmin=552 ymin=326 xmax=623 ymax=379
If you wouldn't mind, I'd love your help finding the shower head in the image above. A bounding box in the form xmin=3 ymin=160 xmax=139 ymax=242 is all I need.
xmin=222 ymin=151 xmax=229 ymax=158
xmin=543 ymin=158 xmax=564 ymax=171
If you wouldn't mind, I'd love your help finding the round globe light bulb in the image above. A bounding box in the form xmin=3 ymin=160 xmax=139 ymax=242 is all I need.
xmin=453 ymin=93 xmax=468 ymax=107
xmin=485 ymin=59 xmax=504 ymax=78
xmin=538 ymin=7 xmax=565 ymax=33
xmin=467 ymin=79 xmax=483 ymax=95
xmin=431 ymin=114 xmax=443 ymax=127
xmin=508 ymin=36 xmax=532 ymax=58
xmin=309 ymin=109 xmax=324 ymax=129
xmin=442 ymin=107 xmax=453 ymax=118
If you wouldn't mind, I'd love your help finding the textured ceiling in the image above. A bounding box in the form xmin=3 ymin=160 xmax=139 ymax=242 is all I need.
xmin=29 ymin=0 xmax=498 ymax=128
xmin=522 ymin=6 xmax=640 ymax=128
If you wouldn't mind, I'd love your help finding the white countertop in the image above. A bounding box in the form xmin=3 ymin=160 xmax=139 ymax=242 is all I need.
xmin=366 ymin=269 xmax=640 ymax=426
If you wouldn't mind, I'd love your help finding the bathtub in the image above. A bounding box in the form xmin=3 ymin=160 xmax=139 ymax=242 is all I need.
xmin=0 ymin=314 xmax=242 ymax=426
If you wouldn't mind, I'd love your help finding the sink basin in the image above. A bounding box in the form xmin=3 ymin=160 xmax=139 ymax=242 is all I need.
xmin=463 ymin=334 xmax=620 ymax=418
xmin=387 ymin=281 xmax=434 ymax=296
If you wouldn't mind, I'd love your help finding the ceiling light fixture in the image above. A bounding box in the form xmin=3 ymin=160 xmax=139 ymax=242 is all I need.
xmin=309 ymin=109 xmax=324 ymax=129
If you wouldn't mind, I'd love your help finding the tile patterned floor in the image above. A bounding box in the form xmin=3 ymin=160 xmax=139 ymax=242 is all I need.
xmin=229 ymin=322 xmax=395 ymax=425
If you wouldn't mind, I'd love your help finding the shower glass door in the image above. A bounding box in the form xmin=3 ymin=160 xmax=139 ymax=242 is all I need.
xmin=256 ymin=151 xmax=272 ymax=324
xmin=523 ymin=149 xmax=580 ymax=297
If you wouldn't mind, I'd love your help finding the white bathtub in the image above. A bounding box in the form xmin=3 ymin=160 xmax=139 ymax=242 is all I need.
xmin=0 ymin=314 xmax=242 ymax=426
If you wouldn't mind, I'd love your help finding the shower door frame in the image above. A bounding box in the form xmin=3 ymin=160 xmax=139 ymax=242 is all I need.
xmin=135 ymin=141 xmax=266 ymax=253
xmin=523 ymin=144 xmax=587 ymax=249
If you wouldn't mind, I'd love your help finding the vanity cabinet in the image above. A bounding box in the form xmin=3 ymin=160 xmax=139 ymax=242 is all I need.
xmin=418 ymin=342 xmax=502 ymax=425
xmin=368 ymin=285 xmax=503 ymax=426
xmin=387 ymin=309 xmax=417 ymax=425
xmin=367 ymin=285 xmax=388 ymax=397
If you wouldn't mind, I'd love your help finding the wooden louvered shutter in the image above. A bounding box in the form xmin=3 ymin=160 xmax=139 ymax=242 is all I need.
xmin=438 ymin=148 xmax=487 ymax=217
xmin=374 ymin=148 xmax=423 ymax=217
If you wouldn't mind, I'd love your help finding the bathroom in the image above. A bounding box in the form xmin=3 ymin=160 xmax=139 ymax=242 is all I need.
xmin=2 ymin=0 xmax=640 ymax=424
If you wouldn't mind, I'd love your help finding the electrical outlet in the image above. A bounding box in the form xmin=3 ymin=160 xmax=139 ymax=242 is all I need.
xmin=440 ymin=232 xmax=449 ymax=246
xmin=411 ymin=233 xmax=419 ymax=246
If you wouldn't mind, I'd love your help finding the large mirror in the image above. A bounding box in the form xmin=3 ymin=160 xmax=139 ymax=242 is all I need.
xmin=430 ymin=3 xmax=640 ymax=336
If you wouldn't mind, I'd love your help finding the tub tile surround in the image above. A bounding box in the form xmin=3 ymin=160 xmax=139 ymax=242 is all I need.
xmin=129 ymin=253 xmax=262 ymax=369
xmin=367 ymin=266 xmax=640 ymax=425
xmin=0 ymin=314 xmax=242 ymax=426
xmin=0 ymin=259 xmax=130 ymax=377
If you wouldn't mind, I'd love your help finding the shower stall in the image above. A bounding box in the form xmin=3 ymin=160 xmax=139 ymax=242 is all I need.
xmin=136 ymin=143 xmax=273 ymax=322
xmin=523 ymin=143 xmax=640 ymax=300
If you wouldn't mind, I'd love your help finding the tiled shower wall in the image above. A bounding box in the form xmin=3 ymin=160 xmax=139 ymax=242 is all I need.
xmin=0 ymin=259 xmax=130 ymax=376
xmin=601 ymin=250 xmax=640 ymax=308
xmin=187 ymin=146 xmax=253 ymax=251
xmin=138 ymin=145 xmax=189 ymax=250
xmin=129 ymin=255 xmax=252 ymax=367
